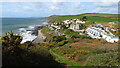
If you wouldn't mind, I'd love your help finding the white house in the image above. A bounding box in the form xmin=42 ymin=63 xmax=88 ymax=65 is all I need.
xmin=50 ymin=24 xmax=61 ymax=30
xmin=76 ymin=20 xmax=85 ymax=24
xmin=105 ymin=35 xmax=119 ymax=43
xmin=86 ymin=27 xmax=105 ymax=39
xmin=69 ymin=23 xmax=82 ymax=30
xmin=63 ymin=20 xmax=71 ymax=24
xmin=63 ymin=19 xmax=85 ymax=30
xmin=86 ymin=27 xmax=119 ymax=43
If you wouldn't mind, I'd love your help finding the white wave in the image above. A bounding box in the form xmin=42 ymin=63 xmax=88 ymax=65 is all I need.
xmin=19 ymin=25 xmax=43 ymax=43
xmin=20 ymin=31 xmax=37 ymax=43
xmin=42 ymin=22 xmax=48 ymax=25
xmin=18 ymin=28 xmax=26 ymax=32
xmin=28 ymin=26 xmax=35 ymax=30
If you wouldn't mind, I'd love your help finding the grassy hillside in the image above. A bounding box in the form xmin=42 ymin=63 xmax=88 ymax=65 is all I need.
xmin=86 ymin=16 xmax=118 ymax=23
xmin=46 ymin=13 xmax=119 ymax=23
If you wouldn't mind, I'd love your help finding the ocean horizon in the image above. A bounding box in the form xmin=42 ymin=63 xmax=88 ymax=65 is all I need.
xmin=2 ymin=17 xmax=48 ymax=35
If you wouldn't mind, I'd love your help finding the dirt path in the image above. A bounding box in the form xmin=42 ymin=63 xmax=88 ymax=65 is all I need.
xmin=49 ymin=49 xmax=63 ymax=59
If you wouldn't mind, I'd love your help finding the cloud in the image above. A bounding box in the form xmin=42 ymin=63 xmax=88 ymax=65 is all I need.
xmin=0 ymin=0 xmax=119 ymax=2
xmin=50 ymin=6 xmax=59 ymax=10
xmin=92 ymin=7 xmax=118 ymax=13
xmin=2 ymin=2 xmax=118 ymax=17
xmin=93 ymin=2 xmax=118 ymax=7
xmin=92 ymin=2 xmax=118 ymax=14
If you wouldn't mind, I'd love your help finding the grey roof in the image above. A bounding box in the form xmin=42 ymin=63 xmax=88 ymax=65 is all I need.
xmin=90 ymin=27 xmax=104 ymax=33
xmin=94 ymin=24 xmax=104 ymax=27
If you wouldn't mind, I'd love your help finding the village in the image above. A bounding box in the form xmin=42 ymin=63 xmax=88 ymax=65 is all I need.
xmin=47 ymin=17 xmax=119 ymax=43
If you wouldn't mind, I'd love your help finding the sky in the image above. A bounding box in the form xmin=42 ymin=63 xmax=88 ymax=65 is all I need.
xmin=1 ymin=1 xmax=119 ymax=17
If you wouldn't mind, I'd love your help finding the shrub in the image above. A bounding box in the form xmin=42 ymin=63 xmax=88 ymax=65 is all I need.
xmin=85 ymin=52 xmax=119 ymax=66
xmin=52 ymin=36 xmax=66 ymax=42
xmin=92 ymin=45 xmax=118 ymax=54
xmin=57 ymin=40 xmax=68 ymax=46
xmin=1 ymin=32 xmax=22 ymax=48
xmin=67 ymin=38 xmax=79 ymax=43
xmin=75 ymin=54 xmax=88 ymax=61
xmin=70 ymin=50 xmax=89 ymax=59
xmin=21 ymin=41 xmax=34 ymax=48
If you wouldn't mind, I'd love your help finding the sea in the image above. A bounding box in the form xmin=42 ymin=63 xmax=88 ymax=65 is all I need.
xmin=2 ymin=17 xmax=48 ymax=43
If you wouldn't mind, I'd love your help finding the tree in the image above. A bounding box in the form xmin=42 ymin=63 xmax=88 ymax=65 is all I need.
xmin=82 ymin=16 xmax=87 ymax=21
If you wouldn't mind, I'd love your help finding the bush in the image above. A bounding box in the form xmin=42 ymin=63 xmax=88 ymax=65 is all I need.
xmin=67 ymin=38 xmax=79 ymax=43
xmin=21 ymin=41 xmax=34 ymax=48
xmin=52 ymin=36 xmax=66 ymax=42
xmin=85 ymin=52 xmax=119 ymax=66
xmin=75 ymin=54 xmax=88 ymax=61
xmin=57 ymin=40 xmax=68 ymax=46
xmin=2 ymin=32 xmax=22 ymax=48
xmin=92 ymin=45 xmax=118 ymax=54
xmin=2 ymin=32 xmax=63 ymax=67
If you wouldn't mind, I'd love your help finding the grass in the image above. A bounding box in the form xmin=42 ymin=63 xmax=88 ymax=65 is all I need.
xmin=86 ymin=16 xmax=118 ymax=23
xmin=85 ymin=52 xmax=119 ymax=66
xmin=50 ymin=39 xmax=119 ymax=66
xmin=41 ymin=27 xmax=57 ymax=42
xmin=48 ymin=13 xmax=119 ymax=23
xmin=50 ymin=15 xmax=83 ymax=22
xmin=50 ymin=48 xmax=81 ymax=66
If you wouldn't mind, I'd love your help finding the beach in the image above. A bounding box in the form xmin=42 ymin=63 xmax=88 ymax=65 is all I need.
xmin=33 ymin=30 xmax=46 ymax=43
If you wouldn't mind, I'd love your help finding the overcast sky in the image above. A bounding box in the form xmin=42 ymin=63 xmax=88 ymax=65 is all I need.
xmin=1 ymin=1 xmax=118 ymax=17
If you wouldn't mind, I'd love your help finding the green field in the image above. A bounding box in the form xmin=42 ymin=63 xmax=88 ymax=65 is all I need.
xmin=86 ymin=16 xmax=118 ymax=23
xmin=47 ymin=13 xmax=119 ymax=23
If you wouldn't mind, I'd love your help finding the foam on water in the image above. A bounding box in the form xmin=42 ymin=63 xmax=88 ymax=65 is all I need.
xmin=19 ymin=25 xmax=42 ymax=43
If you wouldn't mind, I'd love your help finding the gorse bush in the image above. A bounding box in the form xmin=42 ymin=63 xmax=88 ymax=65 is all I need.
xmin=1 ymin=32 xmax=22 ymax=47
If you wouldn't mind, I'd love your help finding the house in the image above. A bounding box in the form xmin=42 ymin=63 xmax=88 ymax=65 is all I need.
xmin=86 ymin=27 xmax=119 ymax=43
xmin=108 ymin=22 xmax=116 ymax=28
xmin=94 ymin=24 xmax=105 ymax=30
xmin=76 ymin=20 xmax=85 ymax=24
xmin=63 ymin=19 xmax=85 ymax=30
xmin=110 ymin=27 xmax=118 ymax=32
xmin=50 ymin=24 xmax=61 ymax=30
xmin=69 ymin=23 xmax=82 ymax=30
xmin=63 ymin=20 xmax=71 ymax=24
xmin=86 ymin=27 xmax=105 ymax=39
xmin=102 ymin=34 xmax=119 ymax=43
xmin=94 ymin=24 xmax=104 ymax=28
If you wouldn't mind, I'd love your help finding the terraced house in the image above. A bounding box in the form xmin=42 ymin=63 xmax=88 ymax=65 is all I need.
xmin=86 ymin=27 xmax=119 ymax=43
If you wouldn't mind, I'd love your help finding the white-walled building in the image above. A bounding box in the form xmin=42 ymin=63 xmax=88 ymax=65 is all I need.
xmin=69 ymin=23 xmax=82 ymax=30
xmin=86 ymin=27 xmax=119 ymax=43
xmin=76 ymin=20 xmax=85 ymax=24
xmin=63 ymin=20 xmax=71 ymax=24
xmin=63 ymin=19 xmax=85 ymax=30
